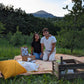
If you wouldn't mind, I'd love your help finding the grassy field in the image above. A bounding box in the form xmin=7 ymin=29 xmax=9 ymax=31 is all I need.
xmin=0 ymin=38 xmax=84 ymax=84
xmin=0 ymin=74 xmax=84 ymax=84
xmin=1 ymin=74 xmax=58 ymax=84
xmin=57 ymin=48 xmax=84 ymax=57
xmin=0 ymin=38 xmax=84 ymax=59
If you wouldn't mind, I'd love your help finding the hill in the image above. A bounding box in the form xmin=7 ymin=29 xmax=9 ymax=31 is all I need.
xmin=31 ymin=10 xmax=56 ymax=18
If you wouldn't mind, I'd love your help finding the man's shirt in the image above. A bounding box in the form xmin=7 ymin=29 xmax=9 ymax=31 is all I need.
xmin=41 ymin=36 xmax=57 ymax=51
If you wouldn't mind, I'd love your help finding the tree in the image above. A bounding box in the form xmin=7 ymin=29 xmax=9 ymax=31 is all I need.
xmin=78 ymin=28 xmax=84 ymax=49
xmin=0 ymin=3 xmax=58 ymax=35
xmin=58 ymin=0 xmax=84 ymax=53
xmin=57 ymin=29 xmax=80 ymax=53
xmin=10 ymin=26 xmax=24 ymax=46
xmin=63 ymin=0 xmax=84 ymax=30
xmin=0 ymin=22 xmax=5 ymax=37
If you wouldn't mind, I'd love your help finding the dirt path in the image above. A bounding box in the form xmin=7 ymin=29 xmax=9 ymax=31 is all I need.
xmin=55 ymin=54 xmax=84 ymax=63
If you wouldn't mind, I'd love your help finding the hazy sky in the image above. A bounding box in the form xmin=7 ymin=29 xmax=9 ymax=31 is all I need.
xmin=0 ymin=0 xmax=73 ymax=17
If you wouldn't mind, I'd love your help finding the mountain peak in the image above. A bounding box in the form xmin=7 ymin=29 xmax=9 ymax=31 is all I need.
xmin=32 ymin=10 xmax=56 ymax=18
xmin=35 ymin=10 xmax=48 ymax=14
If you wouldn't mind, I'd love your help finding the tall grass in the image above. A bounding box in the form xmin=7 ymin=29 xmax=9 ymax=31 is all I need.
xmin=0 ymin=74 xmax=84 ymax=84
xmin=0 ymin=38 xmax=32 ymax=60
xmin=0 ymin=38 xmax=84 ymax=60
xmin=0 ymin=38 xmax=20 ymax=59
xmin=57 ymin=48 xmax=84 ymax=56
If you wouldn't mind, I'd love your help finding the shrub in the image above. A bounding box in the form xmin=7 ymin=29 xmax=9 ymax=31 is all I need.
xmin=26 ymin=33 xmax=33 ymax=45
xmin=10 ymin=27 xmax=24 ymax=46
xmin=6 ymin=32 xmax=12 ymax=42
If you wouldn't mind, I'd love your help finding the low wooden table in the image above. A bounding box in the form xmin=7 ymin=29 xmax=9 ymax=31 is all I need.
xmin=52 ymin=59 xmax=84 ymax=79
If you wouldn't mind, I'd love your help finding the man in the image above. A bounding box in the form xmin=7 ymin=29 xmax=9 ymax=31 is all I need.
xmin=40 ymin=28 xmax=57 ymax=61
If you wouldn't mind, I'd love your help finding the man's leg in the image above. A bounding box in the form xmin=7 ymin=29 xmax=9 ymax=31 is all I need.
xmin=43 ymin=51 xmax=49 ymax=61
xmin=49 ymin=51 xmax=56 ymax=61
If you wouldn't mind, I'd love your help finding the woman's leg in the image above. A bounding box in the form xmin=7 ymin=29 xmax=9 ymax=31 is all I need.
xmin=33 ymin=52 xmax=40 ymax=59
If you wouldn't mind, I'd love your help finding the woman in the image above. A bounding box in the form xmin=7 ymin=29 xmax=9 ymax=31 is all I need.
xmin=31 ymin=33 xmax=42 ymax=60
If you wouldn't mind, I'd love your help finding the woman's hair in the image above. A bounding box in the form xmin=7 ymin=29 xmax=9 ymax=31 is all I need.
xmin=33 ymin=33 xmax=40 ymax=42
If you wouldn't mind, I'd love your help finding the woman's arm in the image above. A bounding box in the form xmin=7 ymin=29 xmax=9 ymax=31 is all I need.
xmin=31 ymin=47 xmax=33 ymax=55
xmin=41 ymin=43 xmax=44 ymax=55
xmin=40 ymin=43 xmax=44 ymax=58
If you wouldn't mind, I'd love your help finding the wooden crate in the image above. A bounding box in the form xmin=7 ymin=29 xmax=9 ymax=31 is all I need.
xmin=22 ymin=55 xmax=35 ymax=61
xmin=52 ymin=59 xmax=84 ymax=79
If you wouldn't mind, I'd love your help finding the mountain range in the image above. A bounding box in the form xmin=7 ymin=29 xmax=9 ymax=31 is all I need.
xmin=31 ymin=10 xmax=56 ymax=18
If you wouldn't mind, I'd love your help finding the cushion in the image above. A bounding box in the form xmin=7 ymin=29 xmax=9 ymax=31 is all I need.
xmin=0 ymin=60 xmax=27 ymax=79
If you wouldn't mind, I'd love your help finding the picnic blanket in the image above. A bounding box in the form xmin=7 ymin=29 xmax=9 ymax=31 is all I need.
xmin=55 ymin=54 xmax=84 ymax=63
xmin=15 ymin=55 xmax=52 ymax=75
xmin=0 ymin=54 xmax=84 ymax=78
xmin=0 ymin=55 xmax=52 ymax=78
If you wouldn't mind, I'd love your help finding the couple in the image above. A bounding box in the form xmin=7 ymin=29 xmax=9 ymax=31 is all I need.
xmin=31 ymin=28 xmax=57 ymax=61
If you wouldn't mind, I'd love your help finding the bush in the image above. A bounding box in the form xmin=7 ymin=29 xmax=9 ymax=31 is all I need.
xmin=10 ymin=30 xmax=24 ymax=46
xmin=6 ymin=32 xmax=12 ymax=42
xmin=26 ymin=33 xmax=33 ymax=45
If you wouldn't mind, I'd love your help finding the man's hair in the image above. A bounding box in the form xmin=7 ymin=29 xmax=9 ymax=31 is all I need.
xmin=42 ymin=28 xmax=49 ymax=32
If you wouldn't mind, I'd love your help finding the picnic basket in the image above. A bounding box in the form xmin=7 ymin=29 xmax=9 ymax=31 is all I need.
xmin=21 ymin=47 xmax=35 ymax=61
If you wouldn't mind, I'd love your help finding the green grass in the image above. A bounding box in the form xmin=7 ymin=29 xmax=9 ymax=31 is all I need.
xmin=0 ymin=38 xmax=84 ymax=60
xmin=0 ymin=47 xmax=20 ymax=58
xmin=0 ymin=38 xmax=84 ymax=83
xmin=0 ymin=74 xmax=84 ymax=84
xmin=0 ymin=38 xmax=31 ymax=60
xmin=57 ymin=48 xmax=84 ymax=56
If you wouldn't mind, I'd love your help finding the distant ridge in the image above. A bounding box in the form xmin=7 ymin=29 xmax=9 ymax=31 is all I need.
xmin=31 ymin=10 xmax=56 ymax=18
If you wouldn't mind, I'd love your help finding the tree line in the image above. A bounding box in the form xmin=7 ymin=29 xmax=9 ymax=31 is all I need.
xmin=0 ymin=3 xmax=60 ymax=35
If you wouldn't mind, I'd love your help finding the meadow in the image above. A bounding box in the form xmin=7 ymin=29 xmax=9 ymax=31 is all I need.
xmin=0 ymin=37 xmax=84 ymax=60
xmin=0 ymin=38 xmax=84 ymax=84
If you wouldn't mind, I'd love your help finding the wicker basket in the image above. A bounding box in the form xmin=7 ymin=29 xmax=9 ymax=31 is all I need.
xmin=22 ymin=55 xmax=35 ymax=61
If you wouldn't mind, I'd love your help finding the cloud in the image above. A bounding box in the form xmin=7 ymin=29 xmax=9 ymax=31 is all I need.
xmin=63 ymin=0 xmax=72 ymax=5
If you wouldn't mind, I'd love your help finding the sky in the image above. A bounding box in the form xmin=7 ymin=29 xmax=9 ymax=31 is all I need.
xmin=0 ymin=0 xmax=74 ymax=17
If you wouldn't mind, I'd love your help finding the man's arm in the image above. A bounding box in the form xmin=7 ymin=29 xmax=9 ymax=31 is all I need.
xmin=48 ymin=43 xmax=56 ymax=57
